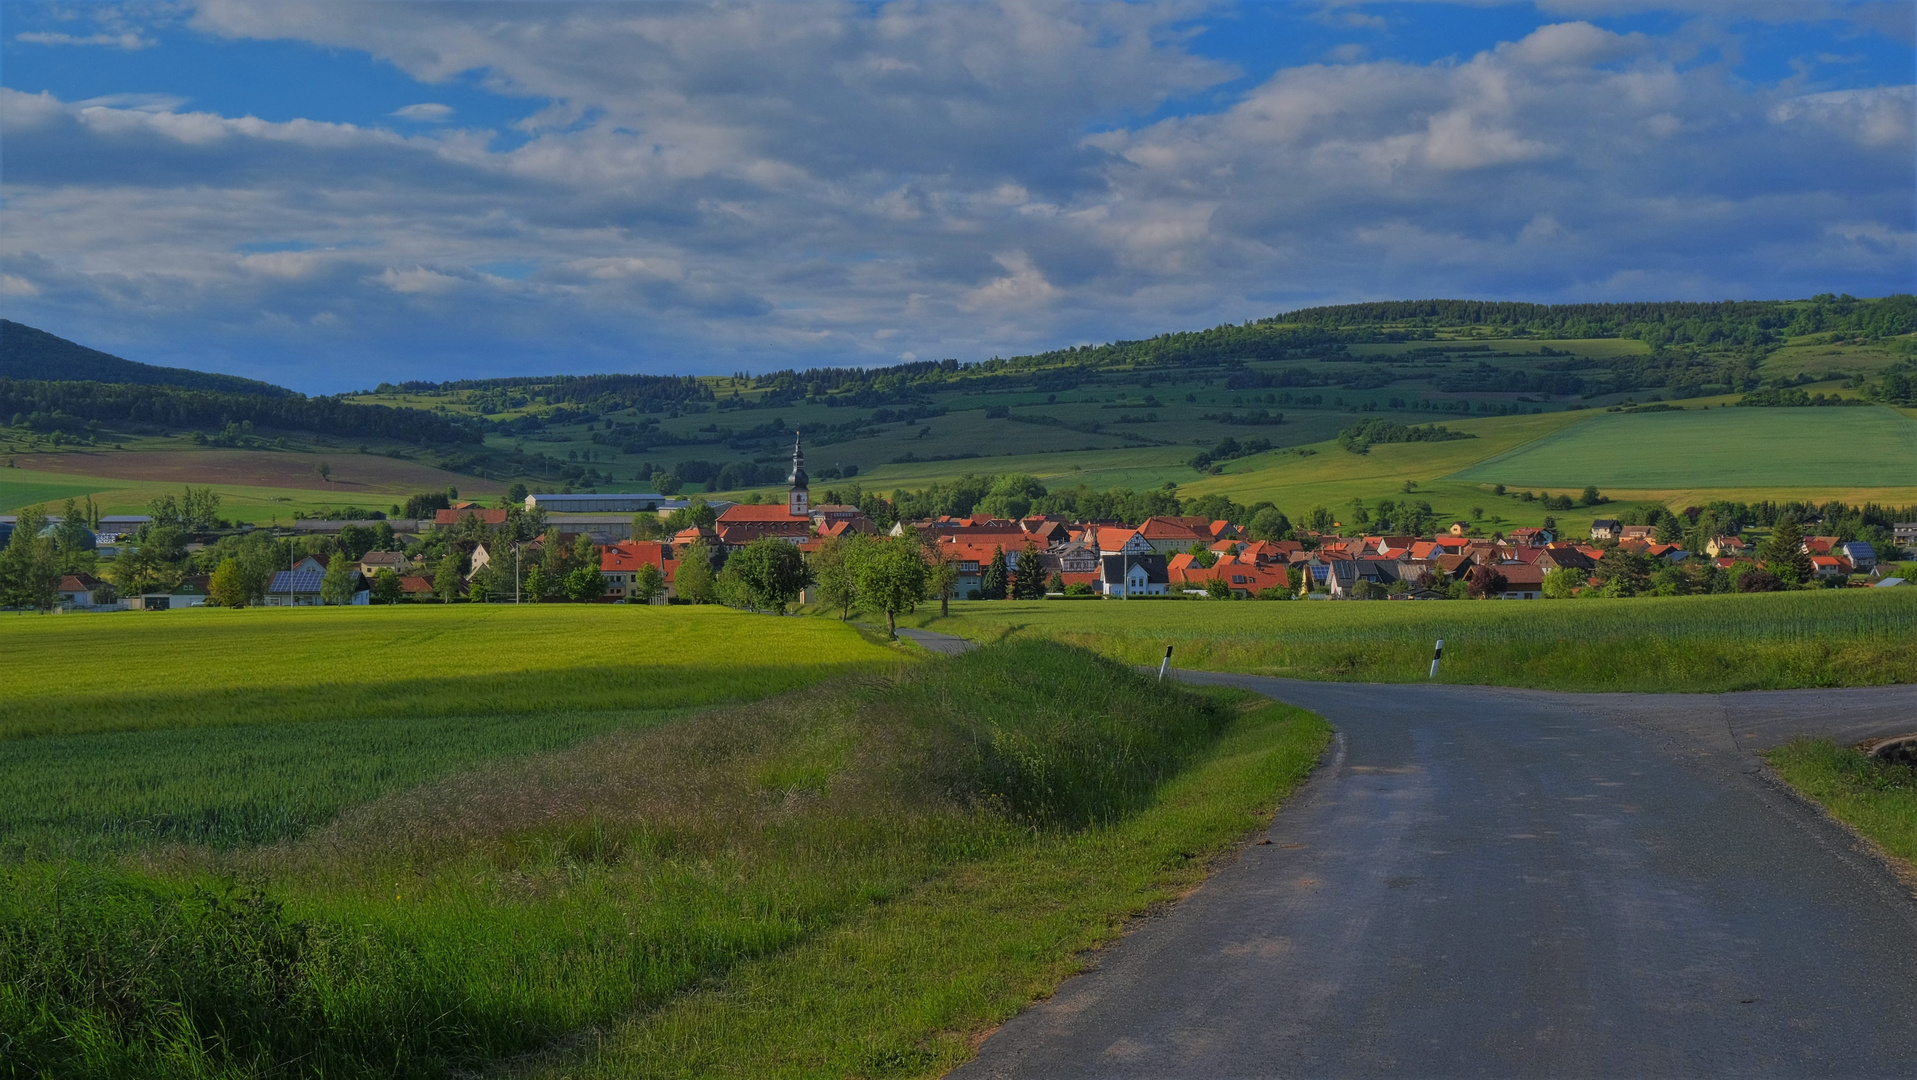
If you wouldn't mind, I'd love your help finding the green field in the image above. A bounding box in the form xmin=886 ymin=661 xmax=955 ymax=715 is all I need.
xmin=0 ymin=608 xmax=1330 ymax=1078
xmin=0 ymin=470 xmax=115 ymax=513
xmin=1450 ymin=406 xmax=1917 ymax=490
xmin=903 ymin=589 xmax=1917 ymax=693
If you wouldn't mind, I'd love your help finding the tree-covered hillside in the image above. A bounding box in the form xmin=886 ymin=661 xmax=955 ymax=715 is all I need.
xmin=0 ymin=320 xmax=293 ymax=397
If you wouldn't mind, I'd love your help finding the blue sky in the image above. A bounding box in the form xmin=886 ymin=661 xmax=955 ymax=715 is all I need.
xmin=3 ymin=1 xmax=1913 ymax=394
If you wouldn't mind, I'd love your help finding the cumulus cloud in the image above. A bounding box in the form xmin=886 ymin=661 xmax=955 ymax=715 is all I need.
xmin=1 ymin=2 xmax=1911 ymax=391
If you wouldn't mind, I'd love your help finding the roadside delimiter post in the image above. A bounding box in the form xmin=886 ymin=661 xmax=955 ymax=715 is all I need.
xmin=1159 ymin=645 xmax=1173 ymax=682
xmin=1430 ymin=639 xmax=1444 ymax=680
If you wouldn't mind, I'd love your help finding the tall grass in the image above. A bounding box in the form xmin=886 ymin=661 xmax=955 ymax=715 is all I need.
xmin=0 ymin=605 xmax=898 ymax=740
xmin=0 ymin=641 xmax=1267 ymax=1079
xmin=903 ymin=589 xmax=1917 ymax=692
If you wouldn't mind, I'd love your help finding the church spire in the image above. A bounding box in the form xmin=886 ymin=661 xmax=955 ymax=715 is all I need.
xmin=787 ymin=431 xmax=809 ymax=516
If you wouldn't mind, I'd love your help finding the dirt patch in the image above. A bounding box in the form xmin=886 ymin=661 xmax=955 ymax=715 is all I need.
xmin=14 ymin=450 xmax=498 ymax=495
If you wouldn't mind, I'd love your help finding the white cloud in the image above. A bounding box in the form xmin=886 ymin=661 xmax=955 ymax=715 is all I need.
xmin=0 ymin=2 xmax=1910 ymax=390
xmin=391 ymin=103 xmax=454 ymax=123
xmin=15 ymin=31 xmax=155 ymax=50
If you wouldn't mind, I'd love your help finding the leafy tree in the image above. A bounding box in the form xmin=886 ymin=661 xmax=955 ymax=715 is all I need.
xmin=631 ymin=562 xmax=667 ymax=604
xmin=1580 ymin=485 xmax=1604 ymax=507
xmin=1248 ymin=507 xmax=1291 ymax=542
xmin=1205 ymin=575 xmax=1233 ymax=599
xmin=371 ymin=568 xmax=403 ymax=604
xmin=505 ymin=481 xmax=529 ymax=505
xmin=1304 ymin=506 xmax=1335 ymax=534
xmin=1593 ymin=547 xmax=1655 ymax=596
xmin=674 ymin=542 xmax=716 ymax=604
xmin=1737 ymin=567 xmax=1784 ymax=593
xmin=812 ymin=533 xmax=873 ymax=619
xmin=1465 ymin=563 xmax=1508 ymax=599
xmin=1186 ymin=541 xmax=1217 ymax=569
xmin=319 ymin=554 xmax=357 ymax=606
xmin=1 ymin=505 xmax=59 ymax=611
xmin=978 ymin=474 xmax=1046 ymax=520
xmin=109 ymin=525 xmax=189 ymax=597
xmin=928 ymin=550 xmax=960 ymax=617
xmin=723 ymin=537 xmax=813 ymax=613
xmin=857 ymin=534 xmax=930 ymax=638
xmin=523 ymin=563 xmax=548 ymax=603
xmin=433 ymin=552 xmax=463 ymax=603
xmin=565 ymin=562 xmax=608 ymax=602
xmin=207 ymin=557 xmax=250 ymax=608
xmin=981 ymin=545 xmax=1008 ymax=600
xmin=1654 ymin=515 xmax=1683 ymax=545
xmin=1011 ymin=540 xmax=1046 ymax=600
xmin=1759 ymin=519 xmax=1813 ymax=584
xmin=468 ymin=564 xmax=500 ymax=603
xmin=631 ymin=513 xmax=665 ymax=540
xmin=1542 ymin=566 xmax=1583 ymax=599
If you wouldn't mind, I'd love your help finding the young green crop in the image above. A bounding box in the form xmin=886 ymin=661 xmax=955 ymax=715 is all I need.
xmin=0 ymin=604 xmax=900 ymax=740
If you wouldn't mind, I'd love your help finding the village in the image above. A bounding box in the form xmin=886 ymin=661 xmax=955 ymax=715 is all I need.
xmin=5 ymin=437 xmax=1913 ymax=613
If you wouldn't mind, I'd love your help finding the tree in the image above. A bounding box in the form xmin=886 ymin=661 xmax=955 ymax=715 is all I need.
xmin=631 ymin=512 xmax=665 ymax=540
xmin=981 ymin=545 xmax=1008 ymax=599
xmin=1465 ymin=563 xmax=1508 ymax=599
xmin=1 ymin=505 xmax=59 ymax=611
xmin=979 ymin=474 xmax=1046 ymax=520
xmin=506 ymin=481 xmax=529 ymax=505
xmin=674 ymin=542 xmax=716 ymax=603
xmin=1593 ymin=547 xmax=1654 ymax=596
xmin=316 ymin=461 xmax=332 ymax=483
xmin=109 ymin=525 xmax=189 ymax=597
xmin=812 ymin=534 xmax=873 ymax=618
xmin=1759 ymin=518 xmax=1813 ymax=584
xmin=433 ymin=552 xmax=463 ymax=603
xmin=1304 ymin=506 xmax=1335 ymax=533
xmin=565 ymin=562 xmax=608 ymax=602
xmin=320 ymin=553 xmax=357 ymax=606
xmin=468 ymin=565 xmax=498 ymax=603
xmin=1011 ymin=540 xmax=1047 ymax=599
xmin=208 ymin=557 xmax=250 ymax=608
xmin=1655 ymin=515 xmax=1682 ymax=545
xmin=1186 ymin=541 xmax=1217 ymax=569
xmin=523 ymin=563 xmax=548 ymax=602
xmin=1737 ymin=567 xmax=1784 ymax=593
xmin=1046 ymin=571 xmax=1066 ymax=596
xmin=1580 ymin=485 xmax=1604 ymax=507
xmin=723 ymin=537 xmax=813 ymax=613
xmin=631 ymin=562 xmax=666 ymax=604
xmin=371 ymin=567 xmax=404 ymax=604
xmin=1247 ymin=507 xmax=1291 ymax=542
xmin=857 ymin=534 xmax=930 ymax=638
xmin=1542 ymin=566 xmax=1582 ymax=599
xmin=929 ymin=550 xmax=960 ymax=617
xmin=1205 ymin=575 xmax=1233 ymax=600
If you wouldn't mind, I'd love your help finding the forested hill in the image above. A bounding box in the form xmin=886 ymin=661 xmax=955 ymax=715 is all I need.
xmin=0 ymin=320 xmax=293 ymax=397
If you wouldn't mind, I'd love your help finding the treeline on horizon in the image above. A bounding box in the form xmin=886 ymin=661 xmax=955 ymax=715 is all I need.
xmin=1 ymin=378 xmax=482 ymax=446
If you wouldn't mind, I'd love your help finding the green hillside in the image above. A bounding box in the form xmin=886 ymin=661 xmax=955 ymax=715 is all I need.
xmin=0 ymin=320 xmax=292 ymax=396
xmin=1452 ymin=406 xmax=1917 ymax=490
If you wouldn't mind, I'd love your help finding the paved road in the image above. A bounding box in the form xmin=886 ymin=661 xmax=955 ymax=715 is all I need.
xmin=956 ymin=670 xmax=1917 ymax=1079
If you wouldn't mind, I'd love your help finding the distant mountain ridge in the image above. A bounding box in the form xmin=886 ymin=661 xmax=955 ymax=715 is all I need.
xmin=0 ymin=320 xmax=294 ymax=397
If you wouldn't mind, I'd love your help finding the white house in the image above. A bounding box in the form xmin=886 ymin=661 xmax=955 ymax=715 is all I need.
xmin=1099 ymin=554 xmax=1169 ymax=597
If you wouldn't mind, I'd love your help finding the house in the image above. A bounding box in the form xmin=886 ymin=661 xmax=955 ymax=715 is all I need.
xmin=359 ymin=550 xmax=411 ymax=577
xmin=264 ymin=564 xmax=368 ymax=605
xmin=1326 ymin=558 xmax=1404 ymax=598
xmin=1618 ymin=525 xmax=1657 ymax=542
xmin=57 ymin=573 xmax=108 ymax=608
xmin=1090 ymin=526 xmax=1156 ymax=557
xmin=1705 ymin=536 xmax=1749 ymax=558
xmin=600 ymin=541 xmax=673 ymax=602
xmin=1893 ymin=522 xmax=1917 ymax=548
xmin=1447 ymin=521 xmax=1472 ymax=536
xmin=1509 ymin=527 xmax=1553 ymax=547
xmin=1136 ymin=516 xmax=1221 ymax=554
xmin=1536 ymin=544 xmax=1596 ymax=573
xmin=716 ymin=504 xmax=811 ymax=547
xmin=1099 ymin=553 xmax=1169 ymax=597
xmin=1800 ymin=535 xmax=1840 ymax=556
xmin=1590 ymin=519 xmax=1620 ymax=541
xmin=1836 ymin=541 xmax=1876 ymax=571
xmin=809 ymin=504 xmax=876 ymax=535
xmin=1491 ymin=563 xmax=1547 ymax=599
xmin=396 ymin=575 xmax=438 ymax=600
xmin=1807 ymin=555 xmax=1846 ymax=580
xmin=524 ymin=492 xmax=684 ymax=514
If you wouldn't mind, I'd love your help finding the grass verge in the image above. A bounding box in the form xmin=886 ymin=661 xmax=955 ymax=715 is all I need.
xmin=1764 ymin=739 xmax=1917 ymax=871
xmin=512 ymin=693 xmax=1328 ymax=1079
xmin=901 ymin=589 xmax=1917 ymax=693
xmin=0 ymin=640 xmax=1328 ymax=1079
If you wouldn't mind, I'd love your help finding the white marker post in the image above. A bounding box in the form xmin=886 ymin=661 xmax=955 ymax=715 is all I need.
xmin=1430 ymin=639 xmax=1445 ymax=680
xmin=1158 ymin=645 xmax=1174 ymax=682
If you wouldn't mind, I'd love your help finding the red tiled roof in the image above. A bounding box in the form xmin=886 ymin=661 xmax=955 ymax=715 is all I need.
xmin=435 ymin=507 xmax=509 ymax=525
xmin=718 ymin=504 xmax=809 ymax=522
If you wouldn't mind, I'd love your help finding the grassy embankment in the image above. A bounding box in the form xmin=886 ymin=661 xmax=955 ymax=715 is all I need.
xmin=903 ymin=589 xmax=1917 ymax=693
xmin=0 ymin=607 xmax=1329 ymax=1078
xmin=1766 ymin=740 xmax=1917 ymax=877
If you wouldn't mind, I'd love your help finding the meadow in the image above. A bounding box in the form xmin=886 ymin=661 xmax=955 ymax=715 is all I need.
xmin=902 ymin=589 xmax=1917 ymax=693
xmin=0 ymin=633 xmax=1328 ymax=1079
xmin=1765 ymin=739 xmax=1917 ymax=870
xmin=1450 ymin=405 xmax=1917 ymax=490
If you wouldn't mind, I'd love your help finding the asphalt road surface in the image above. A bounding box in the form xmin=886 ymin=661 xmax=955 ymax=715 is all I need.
xmin=954 ymin=667 xmax=1917 ymax=1080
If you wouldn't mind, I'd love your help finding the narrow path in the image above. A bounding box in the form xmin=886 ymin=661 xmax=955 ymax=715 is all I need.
xmin=955 ymin=670 xmax=1917 ymax=1079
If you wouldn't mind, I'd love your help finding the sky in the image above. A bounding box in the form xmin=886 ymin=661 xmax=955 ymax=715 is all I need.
xmin=2 ymin=1 xmax=1913 ymax=394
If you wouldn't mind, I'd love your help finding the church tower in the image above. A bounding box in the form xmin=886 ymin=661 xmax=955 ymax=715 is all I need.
xmin=787 ymin=432 xmax=809 ymax=516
